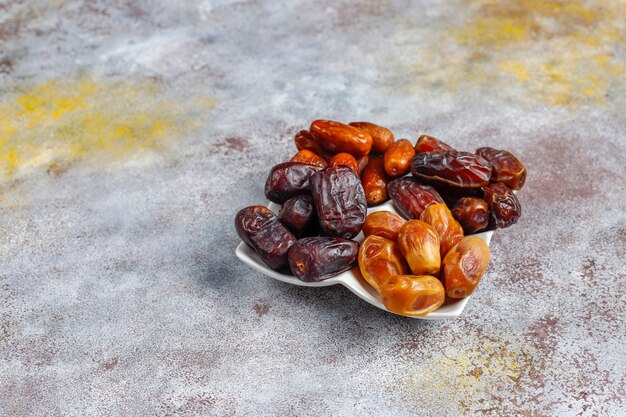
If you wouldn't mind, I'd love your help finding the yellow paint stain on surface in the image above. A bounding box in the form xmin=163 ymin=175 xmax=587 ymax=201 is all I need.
xmin=0 ymin=77 xmax=213 ymax=181
xmin=399 ymin=0 xmax=625 ymax=107
xmin=397 ymin=333 xmax=540 ymax=415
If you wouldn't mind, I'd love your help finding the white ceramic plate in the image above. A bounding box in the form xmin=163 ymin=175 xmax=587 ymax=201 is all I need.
xmin=236 ymin=200 xmax=493 ymax=320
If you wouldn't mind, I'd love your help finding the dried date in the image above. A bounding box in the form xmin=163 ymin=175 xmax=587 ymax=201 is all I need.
xmin=362 ymin=211 xmax=406 ymax=241
xmin=288 ymin=236 xmax=358 ymax=282
xmin=414 ymin=135 xmax=455 ymax=154
xmin=379 ymin=275 xmax=445 ymax=316
xmin=235 ymin=206 xmax=296 ymax=270
xmin=397 ymin=220 xmax=441 ymax=276
xmin=310 ymin=120 xmax=373 ymax=156
xmin=412 ymin=151 xmax=492 ymax=188
xmin=443 ymin=236 xmax=490 ymax=298
xmin=476 ymin=147 xmax=526 ymax=190
xmin=483 ymin=182 xmax=521 ymax=229
xmin=384 ymin=139 xmax=416 ymax=177
xmin=328 ymin=152 xmax=359 ymax=174
xmin=358 ymin=235 xmax=408 ymax=292
xmin=264 ymin=162 xmax=323 ymax=204
xmin=361 ymin=155 xmax=389 ymax=206
xmin=420 ymin=203 xmax=464 ymax=258
xmin=310 ymin=166 xmax=367 ymax=239
xmin=278 ymin=195 xmax=316 ymax=237
xmin=290 ymin=149 xmax=327 ymax=168
xmin=349 ymin=122 xmax=395 ymax=153
xmin=451 ymin=197 xmax=489 ymax=234
xmin=388 ymin=178 xmax=444 ymax=219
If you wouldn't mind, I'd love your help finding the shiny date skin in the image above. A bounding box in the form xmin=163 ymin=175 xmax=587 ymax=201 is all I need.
xmin=362 ymin=211 xmax=406 ymax=241
xmin=483 ymin=182 xmax=521 ymax=229
xmin=361 ymin=155 xmax=389 ymax=206
xmin=443 ymin=236 xmax=490 ymax=299
xmin=294 ymin=129 xmax=331 ymax=159
xmin=328 ymin=152 xmax=359 ymax=174
xmin=414 ymin=135 xmax=455 ymax=154
xmin=397 ymin=220 xmax=441 ymax=276
xmin=264 ymin=162 xmax=323 ymax=204
xmin=349 ymin=121 xmax=395 ymax=153
xmin=290 ymin=149 xmax=327 ymax=168
xmin=235 ymin=205 xmax=297 ymax=270
xmin=278 ymin=195 xmax=316 ymax=237
xmin=452 ymin=197 xmax=489 ymax=234
xmin=420 ymin=203 xmax=464 ymax=258
xmin=358 ymin=235 xmax=408 ymax=292
xmin=310 ymin=166 xmax=367 ymax=239
xmin=388 ymin=178 xmax=444 ymax=219
xmin=412 ymin=151 xmax=492 ymax=188
xmin=310 ymin=120 xmax=373 ymax=156
xmin=384 ymin=139 xmax=416 ymax=177
xmin=288 ymin=236 xmax=359 ymax=282
xmin=379 ymin=275 xmax=445 ymax=317
xmin=476 ymin=147 xmax=527 ymax=190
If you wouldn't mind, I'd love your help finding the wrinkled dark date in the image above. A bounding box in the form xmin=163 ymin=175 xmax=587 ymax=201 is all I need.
xmin=310 ymin=166 xmax=367 ymax=239
xmin=452 ymin=197 xmax=490 ymax=234
xmin=264 ymin=162 xmax=323 ymax=204
xmin=412 ymin=151 xmax=492 ymax=188
xmin=483 ymin=182 xmax=521 ymax=229
xmin=414 ymin=135 xmax=455 ymax=154
xmin=388 ymin=178 xmax=444 ymax=219
xmin=278 ymin=195 xmax=316 ymax=237
xmin=235 ymin=206 xmax=296 ymax=270
xmin=288 ymin=236 xmax=359 ymax=282
xmin=476 ymin=147 xmax=527 ymax=190
xmin=431 ymin=183 xmax=484 ymax=206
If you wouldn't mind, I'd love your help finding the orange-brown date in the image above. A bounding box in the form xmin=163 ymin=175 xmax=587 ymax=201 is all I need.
xmin=420 ymin=203 xmax=464 ymax=258
xmin=384 ymin=139 xmax=416 ymax=177
xmin=328 ymin=152 xmax=359 ymax=174
xmin=397 ymin=220 xmax=441 ymax=276
xmin=476 ymin=147 xmax=526 ymax=190
xmin=388 ymin=178 xmax=444 ymax=219
xmin=414 ymin=135 xmax=455 ymax=154
xmin=443 ymin=236 xmax=490 ymax=298
xmin=290 ymin=149 xmax=327 ymax=168
xmin=358 ymin=235 xmax=408 ymax=292
xmin=362 ymin=211 xmax=406 ymax=241
xmin=310 ymin=120 xmax=373 ymax=156
xmin=451 ymin=197 xmax=489 ymax=234
xmin=361 ymin=155 xmax=389 ymax=206
xmin=349 ymin=122 xmax=395 ymax=153
xmin=379 ymin=275 xmax=445 ymax=316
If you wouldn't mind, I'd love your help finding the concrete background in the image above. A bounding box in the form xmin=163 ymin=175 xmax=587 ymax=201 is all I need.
xmin=0 ymin=1 xmax=624 ymax=416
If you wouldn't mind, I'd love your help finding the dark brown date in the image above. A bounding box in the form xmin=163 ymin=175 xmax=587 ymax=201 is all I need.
xmin=235 ymin=206 xmax=296 ymax=270
xmin=451 ymin=197 xmax=489 ymax=234
xmin=414 ymin=135 xmax=455 ymax=154
xmin=278 ymin=195 xmax=316 ymax=237
xmin=288 ymin=237 xmax=358 ymax=282
xmin=431 ymin=183 xmax=484 ymax=207
xmin=412 ymin=151 xmax=492 ymax=188
xmin=310 ymin=166 xmax=367 ymax=239
xmin=264 ymin=162 xmax=323 ymax=204
xmin=476 ymin=147 xmax=526 ymax=190
xmin=483 ymin=182 xmax=521 ymax=229
xmin=387 ymin=178 xmax=444 ymax=219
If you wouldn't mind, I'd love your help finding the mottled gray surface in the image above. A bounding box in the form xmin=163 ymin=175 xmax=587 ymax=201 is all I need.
xmin=1 ymin=1 xmax=625 ymax=416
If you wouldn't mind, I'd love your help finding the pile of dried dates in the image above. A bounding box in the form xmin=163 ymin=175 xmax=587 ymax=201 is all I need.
xmin=235 ymin=120 xmax=526 ymax=316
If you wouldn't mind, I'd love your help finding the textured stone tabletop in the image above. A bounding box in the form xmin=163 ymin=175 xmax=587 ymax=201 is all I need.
xmin=1 ymin=1 xmax=625 ymax=416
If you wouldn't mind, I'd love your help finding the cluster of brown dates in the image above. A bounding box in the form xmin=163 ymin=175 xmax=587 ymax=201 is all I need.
xmin=235 ymin=120 xmax=526 ymax=316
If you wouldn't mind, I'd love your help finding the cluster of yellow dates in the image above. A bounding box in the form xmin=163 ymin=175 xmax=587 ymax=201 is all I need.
xmin=358 ymin=204 xmax=491 ymax=316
